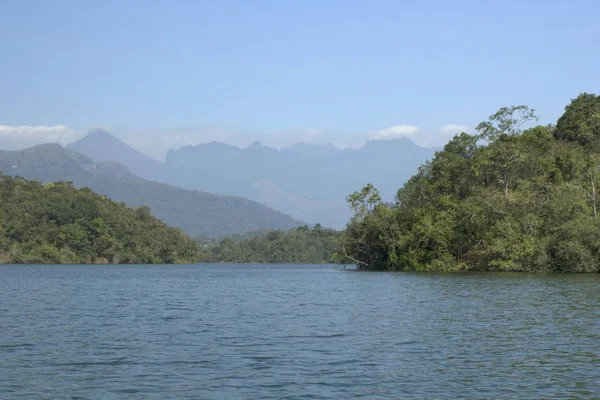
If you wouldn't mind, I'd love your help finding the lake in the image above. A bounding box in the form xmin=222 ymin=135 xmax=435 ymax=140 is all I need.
xmin=1 ymin=264 xmax=599 ymax=399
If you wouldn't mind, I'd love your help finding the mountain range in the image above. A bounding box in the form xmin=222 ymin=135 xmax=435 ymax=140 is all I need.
xmin=68 ymin=130 xmax=436 ymax=228
xmin=0 ymin=144 xmax=302 ymax=237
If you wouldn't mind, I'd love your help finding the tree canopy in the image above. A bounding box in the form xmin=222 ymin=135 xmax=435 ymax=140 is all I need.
xmin=0 ymin=175 xmax=200 ymax=264
xmin=197 ymin=225 xmax=344 ymax=264
xmin=555 ymin=93 xmax=600 ymax=144
xmin=342 ymin=93 xmax=600 ymax=272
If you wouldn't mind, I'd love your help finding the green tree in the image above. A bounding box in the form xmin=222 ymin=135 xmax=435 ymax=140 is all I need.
xmin=555 ymin=93 xmax=600 ymax=144
xmin=346 ymin=183 xmax=382 ymax=219
xmin=199 ymin=225 xmax=344 ymax=264
xmin=476 ymin=105 xmax=538 ymax=143
xmin=341 ymin=96 xmax=600 ymax=273
xmin=0 ymin=175 xmax=200 ymax=264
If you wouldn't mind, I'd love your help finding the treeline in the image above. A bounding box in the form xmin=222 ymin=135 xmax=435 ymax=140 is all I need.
xmin=343 ymin=93 xmax=600 ymax=272
xmin=198 ymin=225 xmax=344 ymax=264
xmin=194 ymin=228 xmax=274 ymax=248
xmin=0 ymin=175 xmax=200 ymax=264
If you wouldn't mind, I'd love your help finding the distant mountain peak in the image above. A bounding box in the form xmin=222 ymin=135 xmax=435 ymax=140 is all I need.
xmin=87 ymin=128 xmax=114 ymax=138
xmin=248 ymin=140 xmax=263 ymax=148
xmin=29 ymin=142 xmax=64 ymax=151
xmin=66 ymin=129 xmax=161 ymax=180
xmin=73 ymin=129 xmax=133 ymax=148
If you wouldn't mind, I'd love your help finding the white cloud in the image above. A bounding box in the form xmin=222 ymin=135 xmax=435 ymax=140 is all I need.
xmin=369 ymin=125 xmax=421 ymax=140
xmin=367 ymin=124 xmax=471 ymax=149
xmin=0 ymin=125 xmax=84 ymax=150
xmin=440 ymin=124 xmax=470 ymax=135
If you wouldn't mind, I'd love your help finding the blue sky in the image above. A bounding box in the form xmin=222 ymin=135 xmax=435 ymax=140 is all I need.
xmin=1 ymin=0 xmax=599 ymax=158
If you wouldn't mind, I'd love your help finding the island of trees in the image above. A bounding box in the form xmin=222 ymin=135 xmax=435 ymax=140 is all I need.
xmin=342 ymin=93 xmax=600 ymax=272
xmin=0 ymin=175 xmax=200 ymax=264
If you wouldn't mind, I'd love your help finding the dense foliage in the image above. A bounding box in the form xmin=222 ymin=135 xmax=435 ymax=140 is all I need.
xmin=343 ymin=93 xmax=600 ymax=272
xmin=0 ymin=144 xmax=302 ymax=237
xmin=0 ymin=175 xmax=200 ymax=264
xmin=194 ymin=229 xmax=274 ymax=248
xmin=198 ymin=225 xmax=344 ymax=264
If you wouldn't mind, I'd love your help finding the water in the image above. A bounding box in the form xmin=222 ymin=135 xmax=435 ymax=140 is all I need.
xmin=1 ymin=265 xmax=599 ymax=399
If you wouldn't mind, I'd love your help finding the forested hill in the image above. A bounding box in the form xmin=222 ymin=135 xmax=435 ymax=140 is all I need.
xmin=0 ymin=174 xmax=200 ymax=264
xmin=0 ymin=144 xmax=302 ymax=237
xmin=343 ymin=93 xmax=600 ymax=273
xmin=198 ymin=225 xmax=344 ymax=264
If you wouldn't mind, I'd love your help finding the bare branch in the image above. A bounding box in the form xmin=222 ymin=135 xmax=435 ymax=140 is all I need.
xmin=342 ymin=245 xmax=369 ymax=267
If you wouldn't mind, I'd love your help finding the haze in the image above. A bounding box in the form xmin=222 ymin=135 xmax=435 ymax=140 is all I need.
xmin=2 ymin=1 xmax=599 ymax=158
xmin=1 ymin=0 xmax=599 ymax=231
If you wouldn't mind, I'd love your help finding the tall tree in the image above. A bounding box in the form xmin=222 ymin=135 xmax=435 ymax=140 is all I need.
xmin=476 ymin=105 xmax=538 ymax=143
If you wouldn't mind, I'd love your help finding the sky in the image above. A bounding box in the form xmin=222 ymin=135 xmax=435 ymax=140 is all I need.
xmin=1 ymin=0 xmax=599 ymax=160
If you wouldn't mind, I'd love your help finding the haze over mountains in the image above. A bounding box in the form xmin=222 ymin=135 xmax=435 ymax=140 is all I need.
xmin=0 ymin=144 xmax=302 ymax=237
xmin=66 ymin=129 xmax=162 ymax=181
xmin=68 ymin=130 xmax=436 ymax=228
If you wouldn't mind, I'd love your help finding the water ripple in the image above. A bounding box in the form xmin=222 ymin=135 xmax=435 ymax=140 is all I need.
xmin=1 ymin=265 xmax=599 ymax=399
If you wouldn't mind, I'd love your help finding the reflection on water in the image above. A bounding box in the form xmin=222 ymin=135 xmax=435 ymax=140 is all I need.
xmin=1 ymin=265 xmax=599 ymax=399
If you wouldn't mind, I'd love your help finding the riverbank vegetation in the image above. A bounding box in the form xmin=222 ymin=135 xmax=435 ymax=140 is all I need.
xmin=342 ymin=93 xmax=600 ymax=272
xmin=198 ymin=225 xmax=344 ymax=264
xmin=0 ymin=175 xmax=200 ymax=264
xmin=4 ymin=93 xmax=600 ymax=272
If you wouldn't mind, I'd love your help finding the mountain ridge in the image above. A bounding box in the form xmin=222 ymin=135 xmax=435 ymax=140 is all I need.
xmin=67 ymin=131 xmax=436 ymax=227
xmin=0 ymin=144 xmax=303 ymax=237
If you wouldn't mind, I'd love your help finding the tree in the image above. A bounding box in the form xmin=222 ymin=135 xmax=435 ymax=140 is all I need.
xmin=429 ymin=133 xmax=479 ymax=198
xmin=476 ymin=105 xmax=538 ymax=143
xmin=570 ymin=150 xmax=600 ymax=218
xmin=136 ymin=206 xmax=152 ymax=220
xmin=555 ymin=93 xmax=600 ymax=144
xmin=346 ymin=183 xmax=382 ymax=220
xmin=0 ymin=175 xmax=200 ymax=264
xmin=342 ymin=184 xmax=403 ymax=270
xmin=340 ymin=95 xmax=600 ymax=273
xmin=0 ymin=214 xmax=4 ymax=252
xmin=198 ymin=226 xmax=344 ymax=264
xmin=484 ymin=136 xmax=525 ymax=199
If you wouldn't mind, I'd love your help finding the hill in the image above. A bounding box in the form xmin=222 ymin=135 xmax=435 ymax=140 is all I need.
xmin=0 ymin=144 xmax=302 ymax=237
xmin=67 ymin=131 xmax=434 ymax=228
xmin=0 ymin=174 xmax=200 ymax=264
xmin=342 ymin=94 xmax=600 ymax=272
